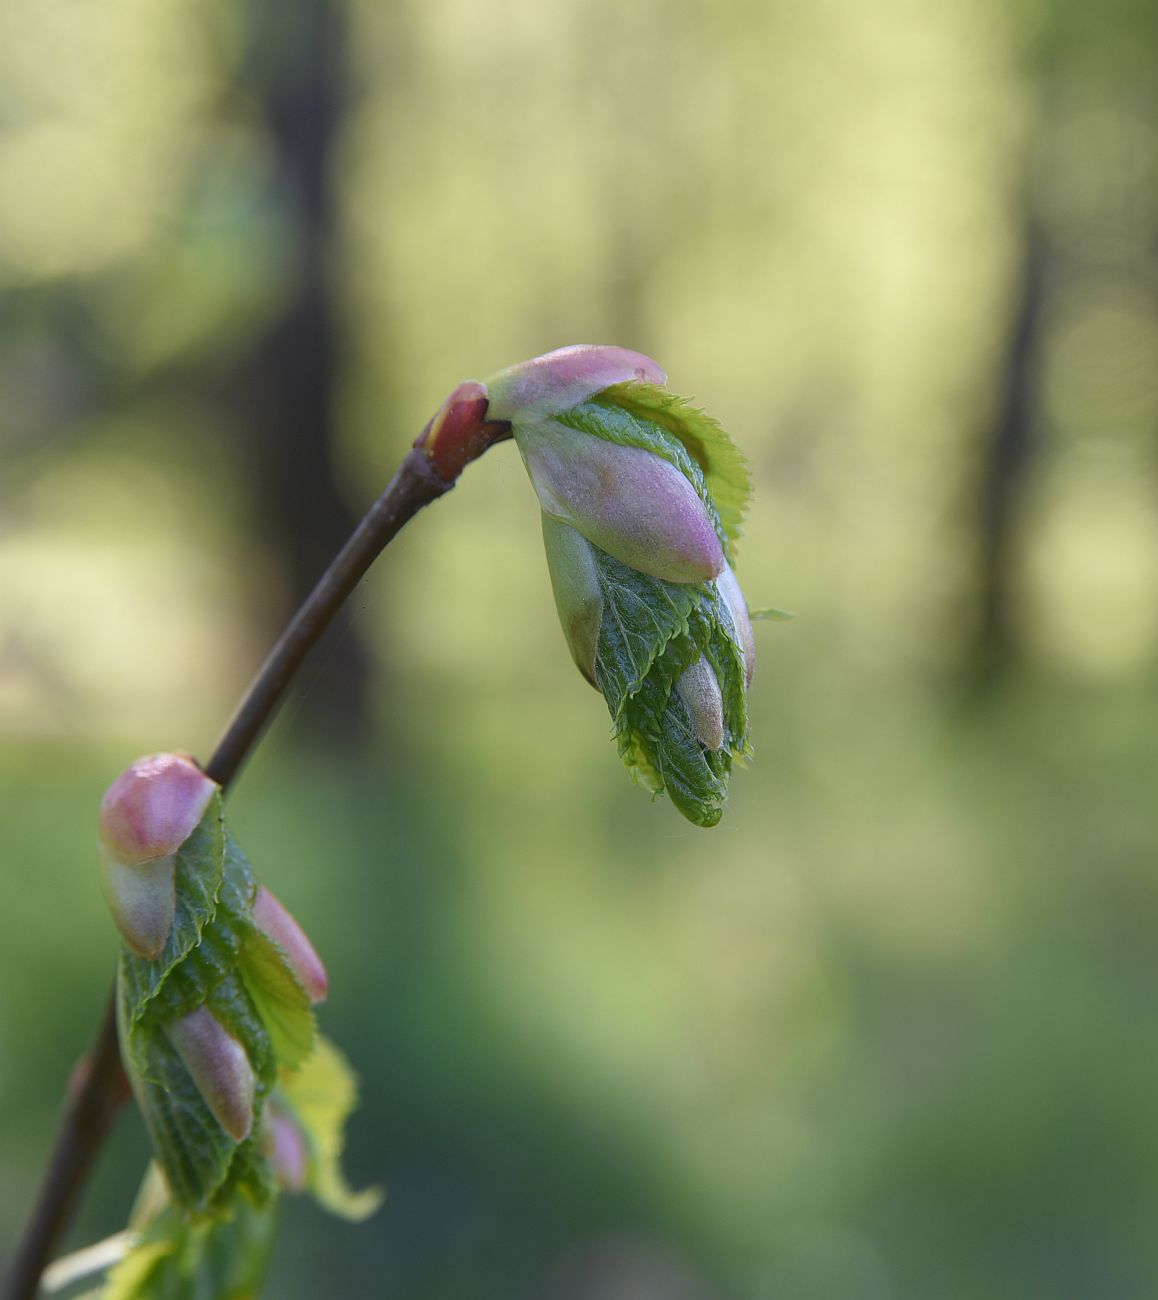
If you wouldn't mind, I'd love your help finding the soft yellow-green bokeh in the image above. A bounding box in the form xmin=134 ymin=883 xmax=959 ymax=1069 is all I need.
xmin=2 ymin=0 xmax=1157 ymax=1296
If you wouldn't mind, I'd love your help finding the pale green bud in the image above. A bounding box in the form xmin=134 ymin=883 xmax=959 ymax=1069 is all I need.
xmin=541 ymin=514 xmax=603 ymax=686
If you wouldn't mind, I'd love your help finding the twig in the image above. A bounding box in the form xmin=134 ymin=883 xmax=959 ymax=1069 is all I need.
xmin=4 ymin=403 xmax=508 ymax=1300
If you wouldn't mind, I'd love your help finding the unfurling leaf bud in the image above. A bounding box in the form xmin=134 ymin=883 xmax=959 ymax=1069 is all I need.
xmin=253 ymin=886 xmax=329 ymax=1004
xmin=488 ymin=346 xmax=724 ymax=584
xmin=165 ymin=1006 xmax=255 ymax=1143
xmin=98 ymin=753 xmax=217 ymax=959
xmin=485 ymin=345 xmax=771 ymax=825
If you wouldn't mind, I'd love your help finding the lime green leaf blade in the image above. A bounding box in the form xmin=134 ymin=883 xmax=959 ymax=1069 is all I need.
xmin=279 ymin=1036 xmax=383 ymax=1222
xmin=239 ymin=930 xmax=315 ymax=1072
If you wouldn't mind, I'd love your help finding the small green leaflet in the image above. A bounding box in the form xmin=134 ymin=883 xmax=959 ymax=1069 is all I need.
xmin=591 ymin=549 xmax=749 ymax=827
xmin=749 ymin=606 xmax=794 ymax=621
xmin=276 ymin=1036 xmax=384 ymax=1222
xmin=118 ymin=798 xmax=315 ymax=1211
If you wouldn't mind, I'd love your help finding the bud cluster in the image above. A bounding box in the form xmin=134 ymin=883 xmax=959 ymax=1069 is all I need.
xmin=100 ymin=754 xmax=329 ymax=1195
xmin=483 ymin=345 xmax=758 ymax=825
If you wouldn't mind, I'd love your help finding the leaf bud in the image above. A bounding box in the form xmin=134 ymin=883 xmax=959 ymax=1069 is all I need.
xmin=675 ymin=656 xmax=726 ymax=751
xmin=165 ymin=1006 xmax=255 ymax=1143
xmin=252 ymin=886 xmax=329 ymax=1004
xmin=98 ymin=753 xmax=217 ymax=959
xmin=517 ymin=422 xmax=725 ymax=584
xmin=487 ymin=346 xmax=725 ymax=584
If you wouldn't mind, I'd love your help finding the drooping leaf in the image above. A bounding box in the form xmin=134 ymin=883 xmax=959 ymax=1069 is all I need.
xmin=277 ymin=1036 xmax=383 ymax=1222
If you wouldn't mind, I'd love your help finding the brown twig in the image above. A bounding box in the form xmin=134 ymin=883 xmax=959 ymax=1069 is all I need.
xmin=4 ymin=404 xmax=509 ymax=1300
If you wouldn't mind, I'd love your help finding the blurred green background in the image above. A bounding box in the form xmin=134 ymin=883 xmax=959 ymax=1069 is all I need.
xmin=3 ymin=0 xmax=1158 ymax=1296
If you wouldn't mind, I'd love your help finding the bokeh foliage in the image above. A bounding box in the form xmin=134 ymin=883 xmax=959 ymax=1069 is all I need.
xmin=3 ymin=0 xmax=1158 ymax=1295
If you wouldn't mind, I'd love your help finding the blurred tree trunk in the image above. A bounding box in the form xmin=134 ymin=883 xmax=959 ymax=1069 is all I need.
xmin=969 ymin=215 xmax=1047 ymax=682
xmin=230 ymin=0 xmax=371 ymax=744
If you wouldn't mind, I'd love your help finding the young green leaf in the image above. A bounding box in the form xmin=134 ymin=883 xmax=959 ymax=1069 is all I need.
xmin=276 ymin=1036 xmax=384 ymax=1222
xmin=591 ymin=549 xmax=750 ymax=827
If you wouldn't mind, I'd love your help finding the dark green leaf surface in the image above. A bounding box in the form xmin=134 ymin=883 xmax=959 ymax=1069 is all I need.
xmin=592 ymin=549 xmax=749 ymax=827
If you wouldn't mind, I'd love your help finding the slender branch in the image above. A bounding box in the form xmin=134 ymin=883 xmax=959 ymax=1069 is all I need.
xmin=203 ymin=448 xmax=454 ymax=788
xmin=4 ymin=402 xmax=506 ymax=1300
xmin=1 ymin=995 xmax=124 ymax=1300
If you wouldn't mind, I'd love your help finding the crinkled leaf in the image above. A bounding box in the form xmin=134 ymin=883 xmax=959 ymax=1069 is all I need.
xmin=118 ymin=812 xmax=316 ymax=1211
xmin=278 ymin=1036 xmax=383 ymax=1222
xmin=597 ymin=381 xmax=751 ymax=555
xmin=591 ymin=548 xmax=749 ymax=827
xmin=590 ymin=548 xmax=702 ymax=714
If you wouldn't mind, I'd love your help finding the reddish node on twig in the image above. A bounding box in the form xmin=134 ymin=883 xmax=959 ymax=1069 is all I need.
xmin=414 ymin=381 xmax=512 ymax=482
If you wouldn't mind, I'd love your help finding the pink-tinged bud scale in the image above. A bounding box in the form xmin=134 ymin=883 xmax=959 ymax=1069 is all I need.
xmin=99 ymin=753 xmax=216 ymax=866
xmin=98 ymin=753 xmax=217 ymax=959
xmin=486 ymin=344 xmax=666 ymax=423
xmin=253 ymin=886 xmax=329 ymax=1004
xmin=166 ymin=1006 xmax=255 ymax=1143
